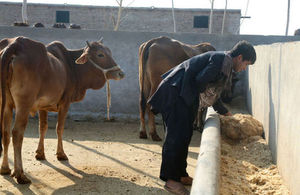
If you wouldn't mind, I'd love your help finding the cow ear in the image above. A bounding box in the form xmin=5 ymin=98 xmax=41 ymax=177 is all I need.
xmin=75 ymin=53 xmax=88 ymax=64
xmin=181 ymin=45 xmax=198 ymax=58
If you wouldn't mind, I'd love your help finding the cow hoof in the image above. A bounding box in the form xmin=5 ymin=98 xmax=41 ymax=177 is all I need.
xmin=139 ymin=131 xmax=148 ymax=139
xmin=0 ymin=166 xmax=11 ymax=175
xmin=57 ymin=153 xmax=68 ymax=161
xmin=17 ymin=175 xmax=31 ymax=184
xmin=12 ymin=171 xmax=31 ymax=184
xmin=35 ymin=153 xmax=46 ymax=160
xmin=150 ymin=133 xmax=162 ymax=141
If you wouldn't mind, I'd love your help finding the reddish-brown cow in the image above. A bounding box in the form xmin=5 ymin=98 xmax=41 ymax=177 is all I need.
xmin=138 ymin=36 xmax=215 ymax=141
xmin=0 ymin=36 xmax=124 ymax=184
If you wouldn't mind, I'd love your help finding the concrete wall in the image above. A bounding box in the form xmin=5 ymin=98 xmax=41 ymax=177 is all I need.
xmin=0 ymin=26 xmax=300 ymax=120
xmin=247 ymin=42 xmax=300 ymax=195
xmin=0 ymin=2 xmax=240 ymax=34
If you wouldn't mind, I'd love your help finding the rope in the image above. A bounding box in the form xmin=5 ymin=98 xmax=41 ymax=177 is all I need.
xmin=106 ymin=81 xmax=111 ymax=120
xmin=89 ymin=59 xmax=121 ymax=120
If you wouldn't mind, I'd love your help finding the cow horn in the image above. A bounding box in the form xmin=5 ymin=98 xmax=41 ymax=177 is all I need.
xmin=98 ymin=37 xmax=104 ymax=43
xmin=86 ymin=41 xmax=91 ymax=48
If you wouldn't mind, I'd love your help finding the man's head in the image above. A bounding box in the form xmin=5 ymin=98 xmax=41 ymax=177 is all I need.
xmin=229 ymin=40 xmax=256 ymax=72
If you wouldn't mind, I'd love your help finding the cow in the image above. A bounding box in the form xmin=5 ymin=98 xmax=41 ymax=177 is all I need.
xmin=138 ymin=36 xmax=216 ymax=141
xmin=0 ymin=36 xmax=125 ymax=184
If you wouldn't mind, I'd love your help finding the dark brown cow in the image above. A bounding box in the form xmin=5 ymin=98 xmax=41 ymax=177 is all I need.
xmin=138 ymin=36 xmax=215 ymax=141
xmin=0 ymin=36 xmax=124 ymax=184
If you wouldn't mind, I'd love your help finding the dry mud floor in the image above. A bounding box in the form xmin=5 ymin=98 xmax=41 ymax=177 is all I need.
xmin=0 ymin=118 xmax=200 ymax=195
xmin=0 ymin=97 xmax=290 ymax=194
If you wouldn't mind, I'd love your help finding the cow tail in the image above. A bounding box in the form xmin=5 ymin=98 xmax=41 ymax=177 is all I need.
xmin=139 ymin=39 xmax=154 ymax=117
xmin=0 ymin=42 xmax=18 ymax=157
xmin=138 ymin=43 xmax=147 ymax=117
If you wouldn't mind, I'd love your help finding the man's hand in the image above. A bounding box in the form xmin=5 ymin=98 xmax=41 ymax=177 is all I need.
xmin=224 ymin=112 xmax=232 ymax=116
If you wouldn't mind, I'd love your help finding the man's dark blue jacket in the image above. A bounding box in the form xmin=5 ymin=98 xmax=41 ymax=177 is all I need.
xmin=148 ymin=51 xmax=230 ymax=115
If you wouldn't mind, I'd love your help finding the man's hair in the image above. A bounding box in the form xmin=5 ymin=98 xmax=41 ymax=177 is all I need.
xmin=294 ymin=29 xmax=300 ymax=36
xmin=229 ymin=40 xmax=256 ymax=64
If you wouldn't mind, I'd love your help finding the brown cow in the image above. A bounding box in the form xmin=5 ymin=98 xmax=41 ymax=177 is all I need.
xmin=0 ymin=36 xmax=124 ymax=184
xmin=139 ymin=36 xmax=215 ymax=141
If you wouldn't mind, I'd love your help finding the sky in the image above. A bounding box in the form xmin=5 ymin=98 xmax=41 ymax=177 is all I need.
xmin=1 ymin=0 xmax=299 ymax=36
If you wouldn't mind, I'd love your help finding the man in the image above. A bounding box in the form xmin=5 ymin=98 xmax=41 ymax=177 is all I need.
xmin=148 ymin=40 xmax=256 ymax=195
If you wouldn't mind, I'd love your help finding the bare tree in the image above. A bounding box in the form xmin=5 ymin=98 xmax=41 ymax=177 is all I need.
xmin=113 ymin=0 xmax=135 ymax=31
xmin=208 ymin=0 xmax=215 ymax=34
xmin=221 ymin=0 xmax=228 ymax=35
xmin=171 ymin=0 xmax=176 ymax=33
xmin=22 ymin=0 xmax=28 ymax=24
xmin=236 ymin=0 xmax=250 ymax=34
xmin=285 ymin=0 xmax=290 ymax=36
xmin=114 ymin=0 xmax=123 ymax=31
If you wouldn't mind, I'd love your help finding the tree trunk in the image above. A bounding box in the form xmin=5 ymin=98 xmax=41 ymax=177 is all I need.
xmin=171 ymin=0 xmax=176 ymax=33
xmin=114 ymin=0 xmax=123 ymax=31
xmin=209 ymin=0 xmax=214 ymax=34
xmin=285 ymin=0 xmax=290 ymax=36
xmin=221 ymin=0 xmax=228 ymax=35
xmin=22 ymin=0 xmax=28 ymax=24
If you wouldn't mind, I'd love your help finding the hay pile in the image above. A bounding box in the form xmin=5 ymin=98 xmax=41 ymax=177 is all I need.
xmin=219 ymin=113 xmax=289 ymax=194
xmin=220 ymin=114 xmax=263 ymax=140
xmin=220 ymin=136 xmax=290 ymax=195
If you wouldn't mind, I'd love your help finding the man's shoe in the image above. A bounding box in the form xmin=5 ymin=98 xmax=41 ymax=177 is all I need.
xmin=164 ymin=180 xmax=190 ymax=195
xmin=180 ymin=176 xmax=193 ymax=186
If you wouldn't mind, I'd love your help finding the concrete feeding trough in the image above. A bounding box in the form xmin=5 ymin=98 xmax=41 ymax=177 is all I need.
xmin=191 ymin=107 xmax=221 ymax=195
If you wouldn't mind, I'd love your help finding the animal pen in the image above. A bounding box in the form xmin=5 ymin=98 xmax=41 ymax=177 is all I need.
xmin=0 ymin=27 xmax=299 ymax=194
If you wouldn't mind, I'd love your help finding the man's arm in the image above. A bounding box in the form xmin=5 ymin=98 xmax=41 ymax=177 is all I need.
xmin=195 ymin=55 xmax=223 ymax=93
xmin=195 ymin=54 xmax=232 ymax=116
xmin=212 ymin=98 xmax=231 ymax=115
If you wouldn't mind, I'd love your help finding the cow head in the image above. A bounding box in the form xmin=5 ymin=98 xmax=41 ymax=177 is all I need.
xmin=75 ymin=39 xmax=125 ymax=80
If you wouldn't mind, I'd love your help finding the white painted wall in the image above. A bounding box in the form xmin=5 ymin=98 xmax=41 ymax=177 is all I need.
xmin=247 ymin=42 xmax=300 ymax=195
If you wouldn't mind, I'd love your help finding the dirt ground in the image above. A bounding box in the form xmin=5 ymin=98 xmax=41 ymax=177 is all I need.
xmin=0 ymin=117 xmax=201 ymax=195
xmin=0 ymin=97 xmax=290 ymax=194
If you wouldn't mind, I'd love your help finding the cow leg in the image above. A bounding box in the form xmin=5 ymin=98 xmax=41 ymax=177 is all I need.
xmin=198 ymin=109 xmax=203 ymax=131
xmin=148 ymin=106 xmax=162 ymax=141
xmin=193 ymin=112 xmax=199 ymax=130
xmin=196 ymin=108 xmax=207 ymax=133
xmin=11 ymin=108 xmax=31 ymax=184
xmin=147 ymin=78 xmax=162 ymax=141
xmin=0 ymin=105 xmax=13 ymax=175
xmin=35 ymin=110 xmax=48 ymax=160
xmin=56 ymin=105 xmax=69 ymax=161
xmin=139 ymin=98 xmax=147 ymax=139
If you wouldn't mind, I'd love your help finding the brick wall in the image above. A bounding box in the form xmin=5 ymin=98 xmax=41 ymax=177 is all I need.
xmin=0 ymin=2 xmax=241 ymax=34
